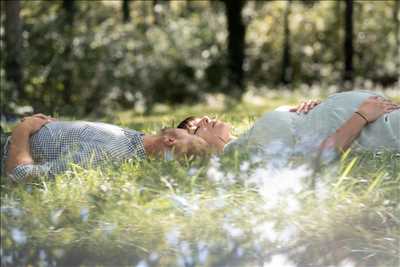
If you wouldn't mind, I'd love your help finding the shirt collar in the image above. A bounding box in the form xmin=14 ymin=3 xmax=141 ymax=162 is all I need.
xmin=123 ymin=129 xmax=147 ymax=160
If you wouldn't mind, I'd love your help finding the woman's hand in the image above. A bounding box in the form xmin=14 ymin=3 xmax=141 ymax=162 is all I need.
xmin=17 ymin=114 xmax=55 ymax=135
xmin=356 ymin=96 xmax=399 ymax=123
xmin=289 ymin=99 xmax=321 ymax=114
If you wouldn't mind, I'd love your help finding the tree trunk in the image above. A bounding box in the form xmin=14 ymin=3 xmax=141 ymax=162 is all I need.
xmin=394 ymin=0 xmax=399 ymax=84
xmin=281 ymin=0 xmax=292 ymax=85
xmin=223 ymin=0 xmax=246 ymax=97
xmin=122 ymin=0 xmax=131 ymax=23
xmin=153 ymin=0 xmax=159 ymax=24
xmin=343 ymin=0 xmax=354 ymax=85
xmin=336 ymin=0 xmax=341 ymax=57
xmin=185 ymin=0 xmax=196 ymax=14
xmin=62 ymin=0 xmax=75 ymax=105
xmin=5 ymin=0 xmax=24 ymax=101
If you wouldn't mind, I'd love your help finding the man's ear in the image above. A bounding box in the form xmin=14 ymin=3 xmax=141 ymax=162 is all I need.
xmin=163 ymin=135 xmax=176 ymax=147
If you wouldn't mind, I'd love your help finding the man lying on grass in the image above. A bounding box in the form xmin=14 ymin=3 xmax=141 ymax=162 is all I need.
xmin=0 ymin=115 xmax=209 ymax=182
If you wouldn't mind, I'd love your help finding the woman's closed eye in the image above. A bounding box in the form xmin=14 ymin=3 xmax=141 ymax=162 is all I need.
xmin=194 ymin=126 xmax=200 ymax=135
xmin=194 ymin=119 xmax=218 ymax=135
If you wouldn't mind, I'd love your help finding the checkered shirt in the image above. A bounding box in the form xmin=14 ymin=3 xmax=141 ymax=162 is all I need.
xmin=4 ymin=121 xmax=146 ymax=181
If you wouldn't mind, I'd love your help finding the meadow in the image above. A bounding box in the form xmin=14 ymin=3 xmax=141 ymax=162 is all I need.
xmin=1 ymin=88 xmax=399 ymax=267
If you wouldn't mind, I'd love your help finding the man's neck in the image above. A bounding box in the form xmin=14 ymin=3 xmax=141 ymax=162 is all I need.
xmin=143 ymin=135 xmax=163 ymax=158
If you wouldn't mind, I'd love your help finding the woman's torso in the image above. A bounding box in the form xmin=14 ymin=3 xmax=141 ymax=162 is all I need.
xmin=225 ymin=90 xmax=400 ymax=156
xmin=293 ymin=90 xmax=399 ymax=153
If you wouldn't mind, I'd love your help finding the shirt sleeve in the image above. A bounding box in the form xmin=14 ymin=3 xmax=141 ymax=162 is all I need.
xmin=8 ymin=143 xmax=109 ymax=182
xmin=8 ymin=163 xmax=53 ymax=182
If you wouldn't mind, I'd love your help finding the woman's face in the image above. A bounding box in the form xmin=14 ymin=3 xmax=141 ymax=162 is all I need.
xmin=189 ymin=116 xmax=232 ymax=151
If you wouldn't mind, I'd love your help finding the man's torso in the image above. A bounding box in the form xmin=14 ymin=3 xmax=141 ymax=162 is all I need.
xmin=2 ymin=121 xmax=146 ymax=178
xmin=30 ymin=121 xmax=145 ymax=163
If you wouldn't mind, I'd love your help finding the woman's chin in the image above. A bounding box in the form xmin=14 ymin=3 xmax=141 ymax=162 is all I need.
xmin=228 ymin=135 xmax=237 ymax=142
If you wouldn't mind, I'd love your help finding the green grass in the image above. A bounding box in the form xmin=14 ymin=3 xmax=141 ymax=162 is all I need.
xmin=1 ymin=90 xmax=399 ymax=267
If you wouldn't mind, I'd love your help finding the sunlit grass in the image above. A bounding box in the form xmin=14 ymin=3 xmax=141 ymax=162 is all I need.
xmin=1 ymin=89 xmax=399 ymax=267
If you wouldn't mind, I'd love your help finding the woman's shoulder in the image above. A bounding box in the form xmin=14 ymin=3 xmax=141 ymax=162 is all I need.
xmin=224 ymin=110 xmax=297 ymax=152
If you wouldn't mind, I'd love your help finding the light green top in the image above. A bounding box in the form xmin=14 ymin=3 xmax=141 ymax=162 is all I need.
xmin=225 ymin=91 xmax=400 ymax=156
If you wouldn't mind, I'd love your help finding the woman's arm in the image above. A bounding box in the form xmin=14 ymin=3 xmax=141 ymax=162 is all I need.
xmin=318 ymin=113 xmax=367 ymax=153
xmin=319 ymin=96 xmax=399 ymax=153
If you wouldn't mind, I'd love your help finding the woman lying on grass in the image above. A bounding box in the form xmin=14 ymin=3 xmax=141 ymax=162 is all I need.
xmin=177 ymin=91 xmax=400 ymax=160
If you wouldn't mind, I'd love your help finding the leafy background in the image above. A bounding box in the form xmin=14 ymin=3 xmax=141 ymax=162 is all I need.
xmin=1 ymin=1 xmax=398 ymax=116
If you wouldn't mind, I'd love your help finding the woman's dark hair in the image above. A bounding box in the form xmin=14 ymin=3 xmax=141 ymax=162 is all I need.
xmin=177 ymin=116 xmax=196 ymax=130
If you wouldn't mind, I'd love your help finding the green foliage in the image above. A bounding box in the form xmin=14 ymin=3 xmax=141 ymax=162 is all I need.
xmin=1 ymin=1 xmax=398 ymax=116
xmin=246 ymin=1 xmax=399 ymax=86
xmin=1 ymin=1 xmax=228 ymax=115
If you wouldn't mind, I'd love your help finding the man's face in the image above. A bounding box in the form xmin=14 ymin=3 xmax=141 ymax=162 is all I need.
xmin=170 ymin=128 xmax=210 ymax=156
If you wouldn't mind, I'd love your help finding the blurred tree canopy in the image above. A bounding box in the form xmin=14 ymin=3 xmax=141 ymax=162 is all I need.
xmin=0 ymin=0 xmax=398 ymax=116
